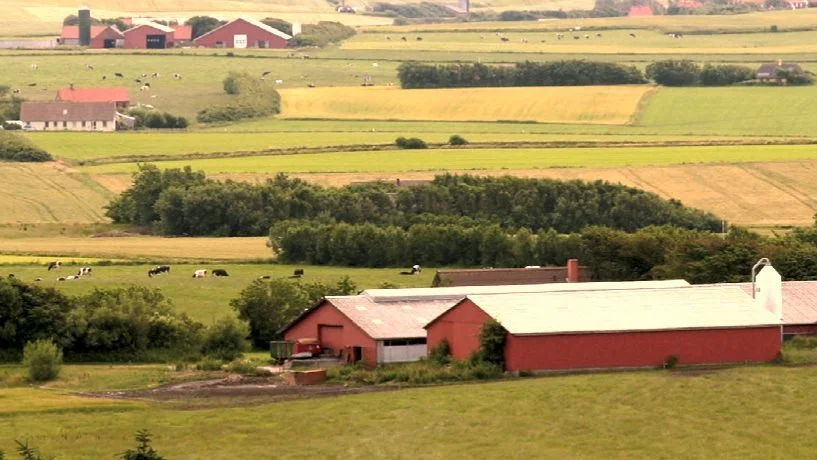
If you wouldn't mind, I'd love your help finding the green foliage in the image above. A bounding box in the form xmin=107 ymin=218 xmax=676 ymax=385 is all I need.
xmin=119 ymin=430 xmax=164 ymax=460
xmin=429 ymin=338 xmax=452 ymax=365
xmin=62 ymin=14 xmax=131 ymax=31
xmin=230 ymin=277 xmax=357 ymax=348
xmin=477 ymin=320 xmax=506 ymax=367
xmin=260 ymin=17 xmax=292 ymax=36
xmin=127 ymin=109 xmax=188 ymax=130
xmin=395 ymin=136 xmax=427 ymax=149
xmin=197 ymin=72 xmax=281 ymax=123
xmin=770 ymin=25 xmax=779 ymax=32
xmin=0 ymin=279 xmax=75 ymax=349
xmin=775 ymin=68 xmax=815 ymax=86
xmin=448 ymin=134 xmax=468 ymax=146
xmin=185 ymin=16 xmax=225 ymax=39
xmin=327 ymin=360 xmax=502 ymax=385
xmin=15 ymin=440 xmax=45 ymax=460
xmin=288 ymin=22 xmax=356 ymax=47
xmin=0 ymin=131 xmax=52 ymax=162
xmin=201 ymin=317 xmax=250 ymax=361
xmin=23 ymin=339 xmax=63 ymax=382
xmin=196 ymin=357 xmax=224 ymax=371
xmin=0 ymin=95 xmax=25 ymax=122
xmin=398 ymin=60 xmax=645 ymax=89
xmin=646 ymin=60 xmax=701 ymax=86
xmin=699 ymin=64 xmax=755 ymax=86
xmin=226 ymin=359 xmax=258 ymax=375
xmin=664 ymin=355 xmax=679 ymax=369
xmin=369 ymin=2 xmax=456 ymax=18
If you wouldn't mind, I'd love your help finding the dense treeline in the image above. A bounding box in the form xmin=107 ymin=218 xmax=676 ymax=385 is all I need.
xmin=272 ymin=222 xmax=817 ymax=283
xmin=127 ymin=109 xmax=189 ymax=129
xmin=289 ymin=21 xmax=357 ymax=47
xmin=107 ymin=166 xmax=720 ymax=236
xmin=646 ymin=60 xmax=756 ymax=86
xmin=397 ymin=61 xmax=645 ymax=89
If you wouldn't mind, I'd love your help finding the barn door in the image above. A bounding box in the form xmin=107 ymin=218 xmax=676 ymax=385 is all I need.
xmin=234 ymin=34 xmax=247 ymax=49
xmin=318 ymin=325 xmax=343 ymax=356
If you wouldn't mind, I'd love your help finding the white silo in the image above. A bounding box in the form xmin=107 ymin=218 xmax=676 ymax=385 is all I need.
xmin=753 ymin=261 xmax=783 ymax=321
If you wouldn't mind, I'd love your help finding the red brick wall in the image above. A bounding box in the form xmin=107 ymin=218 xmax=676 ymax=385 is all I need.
xmin=194 ymin=19 xmax=288 ymax=49
xmin=426 ymin=300 xmax=492 ymax=360
xmin=504 ymin=327 xmax=781 ymax=372
xmin=283 ymin=301 xmax=378 ymax=364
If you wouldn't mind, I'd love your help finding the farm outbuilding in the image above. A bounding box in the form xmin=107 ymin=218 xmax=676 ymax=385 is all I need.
xmin=425 ymin=285 xmax=782 ymax=372
xmin=281 ymin=279 xmax=690 ymax=364
xmin=123 ymin=22 xmax=177 ymax=49
xmin=432 ymin=259 xmax=590 ymax=287
xmin=193 ymin=18 xmax=291 ymax=49
xmin=60 ymin=25 xmax=124 ymax=48
xmin=20 ymin=101 xmax=117 ymax=132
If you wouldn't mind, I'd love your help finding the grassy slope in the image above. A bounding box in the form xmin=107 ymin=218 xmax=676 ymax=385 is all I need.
xmin=4 ymin=365 xmax=817 ymax=457
xmin=1 ymin=264 xmax=434 ymax=323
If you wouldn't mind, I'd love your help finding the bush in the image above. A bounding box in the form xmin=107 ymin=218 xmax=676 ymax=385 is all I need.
xmin=127 ymin=109 xmax=188 ymax=130
xmin=23 ymin=340 xmax=63 ymax=382
xmin=197 ymin=71 xmax=281 ymax=123
xmin=770 ymin=24 xmax=779 ymax=32
xmin=326 ymin=360 xmax=503 ymax=385
xmin=646 ymin=60 xmax=700 ymax=86
xmin=196 ymin=357 xmax=224 ymax=371
xmin=201 ymin=317 xmax=250 ymax=361
xmin=478 ymin=319 xmax=506 ymax=367
xmin=395 ymin=137 xmax=427 ymax=149
xmin=664 ymin=355 xmax=679 ymax=369
xmin=448 ymin=134 xmax=468 ymax=146
xmin=288 ymin=21 xmax=356 ymax=47
xmin=429 ymin=338 xmax=452 ymax=365
xmin=226 ymin=359 xmax=258 ymax=375
xmin=0 ymin=131 xmax=52 ymax=162
xmin=2 ymin=122 xmax=21 ymax=130
xmin=699 ymin=64 xmax=754 ymax=86
xmin=119 ymin=430 xmax=164 ymax=460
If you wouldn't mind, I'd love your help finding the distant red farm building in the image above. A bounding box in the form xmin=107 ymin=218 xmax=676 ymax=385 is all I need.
xmin=56 ymin=87 xmax=129 ymax=109
xmin=60 ymin=25 xmax=124 ymax=48
xmin=426 ymin=286 xmax=782 ymax=372
xmin=628 ymin=5 xmax=654 ymax=15
xmin=193 ymin=18 xmax=291 ymax=49
xmin=123 ymin=22 xmax=177 ymax=49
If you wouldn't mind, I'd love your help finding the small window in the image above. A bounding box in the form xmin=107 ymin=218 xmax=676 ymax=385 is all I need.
xmin=92 ymin=121 xmax=97 ymax=129
xmin=383 ymin=338 xmax=427 ymax=346
xmin=62 ymin=121 xmax=67 ymax=128
xmin=102 ymin=121 xmax=108 ymax=128
xmin=44 ymin=121 xmax=49 ymax=128
xmin=82 ymin=121 xmax=86 ymax=127
xmin=215 ymin=41 xmax=224 ymax=48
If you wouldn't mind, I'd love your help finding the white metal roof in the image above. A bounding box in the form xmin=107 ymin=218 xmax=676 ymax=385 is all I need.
xmin=326 ymin=295 xmax=455 ymax=340
xmin=362 ymin=279 xmax=690 ymax=302
xmin=194 ymin=17 xmax=292 ymax=42
xmin=125 ymin=22 xmax=175 ymax=34
xmin=465 ymin=286 xmax=781 ymax=335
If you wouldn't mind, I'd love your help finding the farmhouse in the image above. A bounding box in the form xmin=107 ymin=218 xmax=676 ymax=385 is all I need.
xmin=20 ymin=101 xmax=117 ymax=131
xmin=193 ymin=18 xmax=291 ymax=49
xmin=425 ymin=284 xmax=782 ymax=372
xmin=756 ymin=61 xmax=804 ymax=82
xmin=123 ymin=22 xmax=177 ymax=49
xmin=281 ymin=279 xmax=690 ymax=364
xmin=432 ymin=259 xmax=590 ymax=287
xmin=60 ymin=25 xmax=124 ymax=48
xmin=56 ymin=87 xmax=129 ymax=109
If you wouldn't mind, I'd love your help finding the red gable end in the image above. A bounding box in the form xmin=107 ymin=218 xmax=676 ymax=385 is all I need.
xmin=57 ymin=87 xmax=130 ymax=105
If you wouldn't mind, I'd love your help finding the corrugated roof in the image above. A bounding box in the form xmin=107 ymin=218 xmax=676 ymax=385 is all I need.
xmin=173 ymin=25 xmax=193 ymax=41
xmin=326 ymin=296 xmax=456 ymax=340
xmin=725 ymin=281 xmax=817 ymax=325
xmin=125 ymin=22 xmax=175 ymax=34
xmin=57 ymin=87 xmax=129 ymax=103
xmin=194 ymin=17 xmax=292 ymax=43
xmin=20 ymin=102 xmax=116 ymax=122
xmin=363 ymin=279 xmax=690 ymax=302
xmin=464 ymin=286 xmax=781 ymax=336
xmin=433 ymin=266 xmax=591 ymax=287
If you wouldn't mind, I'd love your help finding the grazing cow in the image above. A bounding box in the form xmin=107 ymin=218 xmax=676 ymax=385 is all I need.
xmin=102 ymin=75 xmax=107 ymax=80
xmin=115 ymin=72 xmax=124 ymax=78
xmin=12 ymin=89 xmax=20 ymax=94
xmin=151 ymin=72 xmax=160 ymax=77
xmin=629 ymin=33 xmax=636 ymax=38
xmin=173 ymin=73 xmax=182 ymax=79
xmin=78 ymin=267 xmax=92 ymax=276
xmin=193 ymin=269 xmax=207 ymax=278
xmin=416 ymin=37 xmax=423 ymax=41
xmin=65 ymin=275 xmax=79 ymax=281
xmin=259 ymin=275 xmax=271 ymax=279
xmin=47 ymin=261 xmax=61 ymax=271
xmin=262 ymin=71 xmax=271 ymax=77
xmin=140 ymin=85 xmax=150 ymax=92
xmin=27 ymin=83 xmax=36 ymax=87
xmin=135 ymin=79 xmax=142 ymax=84
xmin=500 ymin=37 xmax=510 ymax=42
xmin=308 ymin=83 xmax=316 ymax=88
xmin=148 ymin=265 xmax=170 ymax=277
xmin=401 ymin=36 xmax=407 ymax=41
xmin=212 ymin=269 xmax=229 ymax=277
xmin=86 ymin=64 xmax=94 ymax=70
xmin=30 ymin=64 xmax=38 ymax=70
xmin=386 ymin=36 xmax=391 ymax=40
xmin=141 ymin=73 xmax=147 ymax=78
xmin=7 ymin=274 xmax=14 ymax=279
xmin=596 ymin=33 xmax=602 ymax=37
xmin=400 ymin=265 xmax=422 ymax=275
xmin=35 ymin=278 xmax=43 ymax=282
xmin=57 ymin=277 xmax=66 ymax=281
xmin=275 ymin=79 xmax=283 ymax=84
xmin=294 ymin=268 xmax=304 ymax=276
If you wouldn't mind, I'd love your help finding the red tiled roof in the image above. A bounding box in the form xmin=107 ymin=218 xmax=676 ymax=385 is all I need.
xmin=173 ymin=25 xmax=193 ymax=41
xmin=56 ymin=87 xmax=129 ymax=103
xmin=61 ymin=25 xmax=117 ymax=40
xmin=628 ymin=5 xmax=654 ymax=15
xmin=20 ymin=102 xmax=116 ymax=122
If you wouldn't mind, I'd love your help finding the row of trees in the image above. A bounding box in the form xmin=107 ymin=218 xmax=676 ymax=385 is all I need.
xmin=0 ymin=131 xmax=52 ymax=162
xmin=271 ymin=222 xmax=817 ymax=284
xmin=646 ymin=61 xmax=757 ymax=86
xmin=106 ymin=166 xmax=721 ymax=236
xmin=127 ymin=109 xmax=189 ymax=129
xmin=397 ymin=61 xmax=646 ymax=89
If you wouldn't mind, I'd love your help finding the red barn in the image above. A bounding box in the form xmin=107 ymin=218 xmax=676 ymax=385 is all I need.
xmin=56 ymin=87 xmax=129 ymax=109
xmin=628 ymin=5 xmax=654 ymax=16
xmin=60 ymin=25 xmax=124 ymax=48
xmin=123 ymin=22 xmax=177 ymax=49
xmin=426 ymin=286 xmax=782 ymax=372
xmin=193 ymin=17 xmax=291 ymax=49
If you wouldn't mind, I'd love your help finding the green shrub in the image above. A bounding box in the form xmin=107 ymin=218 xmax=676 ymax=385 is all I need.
xmin=288 ymin=21 xmax=356 ymax=47
xmin=326 ymin=360 xmax=503 ymax=385
xmin=23 ymin=340 xmax=63 ymax=382
xmin=0 ymin=131 xmax=52 ymax=162
xmin=786 ymin=335 xmax=817 ymax=350
xmin=478 ymin=319 xmax=506 ymax=367
xmin=201 ymin=317 xmax=250 ymax=361
xmin=664 ymin=355 xmax=679 ymax=369
xmin=395 ymin=137 xmax=427 ymax=149
xmin=448 ymin=134 xmax=468 ymax=146
xmin=646 ymin=60 xmax=700 ymax=86
xmin=197 ymin=357 xmax=224 ymax=371
xmin=119 ymin=430 xmax=164 ymax=460
xmin=226 ymin=359 xmax=257 ymax=375
xmin=429 ymin=338 xmax=452 ymax=365
xmin=770 ymin=24 xmax=779 ymax=32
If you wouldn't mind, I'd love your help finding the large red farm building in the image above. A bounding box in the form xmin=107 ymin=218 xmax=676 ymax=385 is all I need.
xmin=425 ymin=285 xmax=782 ymax=372
xmin=122 ymin=22 xmax=178 ymax=49
xmin=193 ymin=18 xmax=291 ymax=49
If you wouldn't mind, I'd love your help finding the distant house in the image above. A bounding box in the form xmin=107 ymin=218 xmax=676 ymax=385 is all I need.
xmin=432 ymin=260 xmax=591 ymax=287
xmin=60 ymin=25 xmax=124 ymax=48
xmin=788 ymin=0 xmax=809 ymax=8
xmin=123 ymin=22 xmax=177 ymax=49
xmin=20 ymin=102 xmax=117 ymax=132
xmin=173 ymin=24 xmax=193 ymax=45
xmin=628 ymin=5 xmax=654 ymax=16
xmin=193 ymin=18 xmax=291 ymax=49
xmin=756 ymin=61 xmax=804 ymax=83
xmin=56 ymin=87 xmax=129 ymax=109
xmin=673 ymin=0 xmax=704 ymax=8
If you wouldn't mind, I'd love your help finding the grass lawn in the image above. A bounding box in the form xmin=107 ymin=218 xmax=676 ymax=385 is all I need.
xmin=80 ymin=144 xmax=817 ymax=175
xmin=3 ymin=364 xmax=817 ymax=457
xmin=1 ymin=263 xmax=434 ymax=324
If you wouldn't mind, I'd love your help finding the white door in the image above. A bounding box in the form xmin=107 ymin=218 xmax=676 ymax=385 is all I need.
xmin=378 ymin=343 xmax=428 ymax=363
xmin=233 ymin=34 xmax=247 ymax=49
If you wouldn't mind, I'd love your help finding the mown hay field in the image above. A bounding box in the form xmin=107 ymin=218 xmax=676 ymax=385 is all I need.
xmin=0 ymin=163 xmax=113 ymax=224
xmin=279 ymin=86 xmax=652 ymax=124
xmin=346 ymin=28 xmax=817 ymax=54
xmin=6 ymin=366 xmax=817 ymax=457
xmin=1 ymin=263 xmax=433 ymax=323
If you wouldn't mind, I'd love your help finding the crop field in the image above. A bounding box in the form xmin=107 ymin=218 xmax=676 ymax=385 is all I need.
xmin=279 ymin=85 xmax=652 ymax=123
xmin=1 ymin=263 xmax=433 ymax=323
xmin=4 ymin=365 xmax=817 ymax=457
xmin=345 ymin=28 xmax=817 ymax=55
xmin=0 ymin=163 xmax=113 ymax=224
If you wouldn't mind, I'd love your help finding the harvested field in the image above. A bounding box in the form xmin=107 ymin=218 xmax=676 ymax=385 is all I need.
xmin=278 ymin=86 xmax=652 ymax=124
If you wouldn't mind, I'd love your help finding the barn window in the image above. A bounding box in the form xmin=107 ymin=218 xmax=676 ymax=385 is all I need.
xmin=383 ymin=338 xmax=427 ymax=346
xmin=215 ymin=41 xmax=225 ymax=48
xmin=257 ymin=40 xmax=269 ymax=48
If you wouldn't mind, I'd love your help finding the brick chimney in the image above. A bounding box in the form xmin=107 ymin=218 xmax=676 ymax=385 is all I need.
xmin=567 ymin=259 xmax=580 ymax=283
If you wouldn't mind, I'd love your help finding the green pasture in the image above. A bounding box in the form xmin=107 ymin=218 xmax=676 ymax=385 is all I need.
xmin=1 ymin=264 xmax=433 ymax=324
xmin=80 ymin=144 xmax=817 ymax=175
xmin=4 ymin=364 xmax=817 ymax=457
